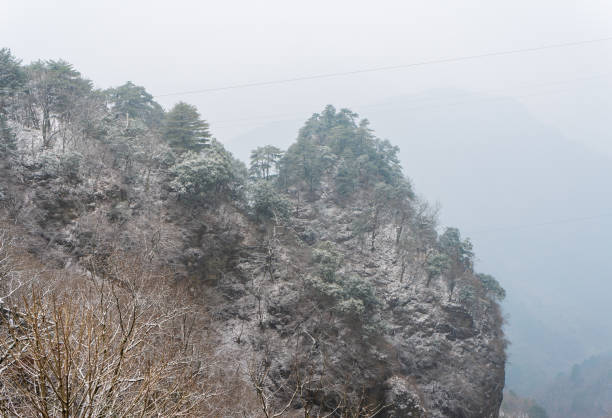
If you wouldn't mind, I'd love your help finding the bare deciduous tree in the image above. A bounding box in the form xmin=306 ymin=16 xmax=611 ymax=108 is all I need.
xmin=0 ymin=234 xmax=220 ymax=417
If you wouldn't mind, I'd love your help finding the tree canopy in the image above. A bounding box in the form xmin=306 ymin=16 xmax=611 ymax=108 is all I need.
xmin=439 ymin=227 xmax=474 ymax=275
xmin=281 ymin=105 xmax=409 ymax=196
xmin=0 ymin=48 xmax=26 ymax=108
xmin=170 ymin=140 xmax=245 ymax=199
xmin=476 ymin=273 xmax=506 ymax=301
xmin=162 ymin=102 xmax=210 ymax=154
xmin=0 ymin=49 xmax=24 ymax=156
xmin=249 ymin=145 xmax=283 ymax=180
xmin=25 ymin=59 xmax=93 ymax=143
xmin=250 ymin=179 xmax=291 ymax=220
xmin=105 ymin=81 xmax=164 ymax=128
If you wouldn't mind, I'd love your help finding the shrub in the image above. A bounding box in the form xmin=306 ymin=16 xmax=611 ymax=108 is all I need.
xmin=250 ymin=180 xmax=292 ymax=221
xmin=312 ymin=241 xmax=343 ymax=281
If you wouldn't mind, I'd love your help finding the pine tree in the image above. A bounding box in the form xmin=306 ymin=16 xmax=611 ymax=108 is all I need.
xmin=249 ymin=145 xmax=283 ymax=180
xmin=0 ymin=49 xmax=21 ymax=157
xmin=162 ymin=102 xmax=210 ymax=154
xmin=105 ymin=81 xmax=164 ymax=128
xmin=0 ymin=48 xmax=26 ymax=119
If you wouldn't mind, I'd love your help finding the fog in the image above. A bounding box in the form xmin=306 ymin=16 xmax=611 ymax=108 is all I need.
xmin=3 ymin=0 xmax=612 ymax=397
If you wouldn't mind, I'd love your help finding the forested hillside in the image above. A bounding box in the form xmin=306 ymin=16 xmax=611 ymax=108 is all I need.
xmin=226 ymin=88 xmax=612 ymax=397
xmin=0 ymin=48 xmax=506 ymax=417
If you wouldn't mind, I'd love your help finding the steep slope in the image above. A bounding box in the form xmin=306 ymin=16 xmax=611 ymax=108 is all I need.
xmin=224 ymin=89 xmax=612 ymax=395
xmin=2 ymin=115 xmax=506 ymax=417
xmin=0 ymin=54 xmax=506 ymax=416
xmin=364 ymin=91 xmax=612 ymax=394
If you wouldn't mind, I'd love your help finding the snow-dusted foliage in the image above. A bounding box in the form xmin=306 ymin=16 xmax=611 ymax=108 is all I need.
xmin=170 ymin=141 xmax=246 ymax=199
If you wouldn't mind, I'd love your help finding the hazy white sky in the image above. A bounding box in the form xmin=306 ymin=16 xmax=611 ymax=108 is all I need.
xmin=2 ymin=0 xmax=612 ymax=154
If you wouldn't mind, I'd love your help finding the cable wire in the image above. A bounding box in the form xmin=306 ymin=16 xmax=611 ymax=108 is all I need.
xmin=155 ymin=36 xmax=612 ymax=97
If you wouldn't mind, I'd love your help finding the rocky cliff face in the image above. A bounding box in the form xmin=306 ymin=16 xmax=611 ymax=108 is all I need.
xmin=0 ymin=117 xmax=506 ymax=417
xmin=218 ymin=177 xmax=506 ymax=417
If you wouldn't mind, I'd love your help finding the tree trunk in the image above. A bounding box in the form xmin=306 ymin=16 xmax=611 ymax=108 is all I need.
xmin=42 ymin=107 xmax=49 ymax=145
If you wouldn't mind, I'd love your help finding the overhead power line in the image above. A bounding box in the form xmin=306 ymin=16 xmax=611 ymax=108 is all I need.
xmin=155 ymin=36 xmax=612 ymax=98
xmin=208 ymin=70 xmax=612 ymax=129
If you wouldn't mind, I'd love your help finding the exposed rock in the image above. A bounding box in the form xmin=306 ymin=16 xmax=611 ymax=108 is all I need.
xmin=384 ymin=376 xmax=427 ymax=417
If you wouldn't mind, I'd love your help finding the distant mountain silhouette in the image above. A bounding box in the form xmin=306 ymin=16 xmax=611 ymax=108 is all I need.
xmin=540 ymin=352 xmax=612 ymax=418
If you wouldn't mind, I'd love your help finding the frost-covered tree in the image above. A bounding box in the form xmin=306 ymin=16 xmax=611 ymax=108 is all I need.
xmin=250 ymin=180 xmax=291 ymax=221
xmin=170 ymin=140 xmax=244 ymax=199
xmin=162 ymin=102 xmax=210 ymax=154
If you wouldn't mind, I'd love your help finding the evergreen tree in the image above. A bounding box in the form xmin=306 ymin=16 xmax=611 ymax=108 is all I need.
xmin=281 ymin=138 xmax=335 ymax=193
xmin=0 ymin=48 xmax=26 ymax=116
xmin=162 ymin=102 xmax=210 ymax=154
xmin=250 ymin=180 xmax=291 ymax=220
xmin=439 ymin=227 xmax=474 ymax=274
xmin=282 ymin=105 xmax=406 ymax=196
xmin=476 ymin=273 xmax=506 ymax=301
xmin=105 ymin=81 xmax=164 ymax=128
xmin=335 ymin=159 xmax=357 ymax=195
xmin=0 ymin=50 xmax=22 ymax=158
xmin=425 ymin=252 xmax=450 ymax=287
xmin=25 ymin=60 xmax=93 ymax=145
xmin=249 ymin=145 xmax=283 ymax=180
xmin=170 ymin=140 xmax=243 ymax=199
xmin=438 ymin=227 xmax=474 ymax=297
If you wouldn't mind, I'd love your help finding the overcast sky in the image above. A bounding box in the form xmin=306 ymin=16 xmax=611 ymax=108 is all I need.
xmin=2 ymin=0 xmax=612 ymax=155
